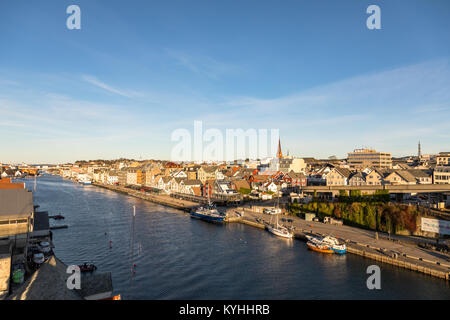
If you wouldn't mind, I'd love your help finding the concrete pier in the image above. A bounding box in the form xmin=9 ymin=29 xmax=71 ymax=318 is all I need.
xmin=93 ymin=183 xmax=197 ymax=212
xmin=227 ymin=208 xmax=450 ymax=281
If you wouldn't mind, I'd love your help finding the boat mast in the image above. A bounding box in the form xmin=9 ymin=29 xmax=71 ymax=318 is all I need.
xmin=129 ymin=205 xmax=136 ymax=295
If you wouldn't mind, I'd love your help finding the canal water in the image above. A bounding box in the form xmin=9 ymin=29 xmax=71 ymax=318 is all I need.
xmin=20 ymin=175 xmax=449 ymax=299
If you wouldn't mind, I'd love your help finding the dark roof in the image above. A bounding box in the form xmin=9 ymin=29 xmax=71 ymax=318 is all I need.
xmin=0 ymin=189 xmax=33 ymax=220
xmin=33 ymin=211 xmax=49 ymax=231
xmin=405 ymin=169 xmax=431 ymax=178
xmin=334 ymin=167 xmax=351 ymax=178
xmin=349 ymin=172 xmax=366 ymax=180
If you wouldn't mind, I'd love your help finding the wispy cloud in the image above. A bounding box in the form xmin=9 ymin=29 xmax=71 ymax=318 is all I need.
xmin=166 ymin=49 xmax=239 ymax=80
xmin=82 ymin=74 xmax=137 ymax=98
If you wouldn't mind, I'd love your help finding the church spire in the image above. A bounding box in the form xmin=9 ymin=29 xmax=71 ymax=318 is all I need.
xmin=277 ymin=138 xmax=283 ymax=159
xmin=418 ymin=140 xmax=421 ymax=158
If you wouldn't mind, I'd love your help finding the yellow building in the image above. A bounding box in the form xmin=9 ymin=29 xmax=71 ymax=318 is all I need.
xmin=347 ymin=149 xmax=392 ymax=170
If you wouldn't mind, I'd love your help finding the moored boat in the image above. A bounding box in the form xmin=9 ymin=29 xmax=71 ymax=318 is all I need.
xmin=306 ymin=241 xmax=334 ymax=254
xmin=305 ymin=234 xmax=347 ymax=254
xmin=78 ymin=262 xmax=97 ymax=272
xmin=190 ymin=206 xmax=226 ymax=223
xmin=266 ymin=223 xmax=293 ymax=239
xmin=266 ymin=195 xmax=293 ymax=238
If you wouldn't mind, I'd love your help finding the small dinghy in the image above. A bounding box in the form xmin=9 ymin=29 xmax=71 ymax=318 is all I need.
xmin=78 ymin=262 xmax=97 ymax=272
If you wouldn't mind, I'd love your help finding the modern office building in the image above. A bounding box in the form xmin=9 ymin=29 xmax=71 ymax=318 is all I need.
xmin=347 ymin=149 xmax=392 ymax=170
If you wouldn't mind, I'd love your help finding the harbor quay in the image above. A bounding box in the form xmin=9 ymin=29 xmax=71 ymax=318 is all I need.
xmin=231 ymin=209 xmax=450 ymax=280
xmin=93 ymin=181 xmax=450 ymax=281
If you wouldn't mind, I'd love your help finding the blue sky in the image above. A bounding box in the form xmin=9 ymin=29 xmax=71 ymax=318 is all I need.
xmin=1 ymin=0 xmax=449 ymax=163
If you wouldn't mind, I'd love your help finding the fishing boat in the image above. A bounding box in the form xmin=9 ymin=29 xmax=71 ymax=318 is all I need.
xmin=190 ymin=204 xmax=226 ymax=223
xmin=190 ymin=193 xmax=226 ymax=223
xmin=320 ymin=236 xmax=347 ymax=254
xmin=306 ymin=241 xmax=334 ymax=254
xmin=305 ymin=235 xmax=347 ymax=254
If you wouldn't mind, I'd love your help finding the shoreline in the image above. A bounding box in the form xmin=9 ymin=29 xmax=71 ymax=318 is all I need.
xmin=92 ymin=181 xmax=449 ymax=281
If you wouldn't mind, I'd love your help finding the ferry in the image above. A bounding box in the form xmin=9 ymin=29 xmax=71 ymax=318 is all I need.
xmin=306 ymin=241 xmax=334 ymax=254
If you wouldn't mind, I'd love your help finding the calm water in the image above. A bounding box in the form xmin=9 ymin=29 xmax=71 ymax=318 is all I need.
xmin=20 ymin=175 xmax=450 ymax=299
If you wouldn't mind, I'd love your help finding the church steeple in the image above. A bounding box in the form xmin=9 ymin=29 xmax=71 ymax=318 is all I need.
xmin=418 ymin=140 xmax=421 ymax=158
xmin=277 ymin=138 xmax=283 ymax=159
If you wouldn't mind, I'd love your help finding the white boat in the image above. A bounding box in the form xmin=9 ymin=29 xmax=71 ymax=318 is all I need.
xmin=267 ymin=222 xmax=293 ymax=239
xmin=78 ymin=175 xmax=92 ymax=185
xmin=266 ymin=197 xmax=293 ymax=238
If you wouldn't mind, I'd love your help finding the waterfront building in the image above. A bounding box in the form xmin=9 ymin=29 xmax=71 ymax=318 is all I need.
xmin=326 ymin=167 xmax=351 ymax=186
xmin=180 ymin=179 xmax=203 ymax=195
xmin=433 ymin=166 xmax=450 ymax=184
xmin=183 ymin=165 xmax=200 ymax=180
xmin=107 ymin=171 xmax=119 ymax=185
xmin=279 ymin=158 xmax=307 ymax=174
xmin=284 ymin=171 xmax=307 ymax=188
xmin=383 ymin=170 xmax=416 ymax=185
xmin=365 ymin=169 xmax=384 ymax=185
xmin=144 ymin=166 xmax=162 ymax=187
xmin=405 ymin=169 xmax=432 ymax=184
xmin=126 ymin=168 xmax=138 ymax=186
xmin=0 ymin=188 xmax=34 ymax=256
xmin=197 ymin=166 xmax=224 ymax=183
xmin=347 ymin=148 xmax=392 ymax=170
xmin=348 ymin=172 xmax=367 ymax=186
xmin=231 ymin=179 xmax=251 ymax=193
xmin=118 ymin=168 xmax=128 ymax=186
xmin=436 ymin=152 xmax=450 ymax=166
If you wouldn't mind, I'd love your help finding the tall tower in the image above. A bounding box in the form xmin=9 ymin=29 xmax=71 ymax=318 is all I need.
xmin=277 ymin=138 xmax=283 ymax=159
xmin=418 ymin=141 xmax=421 ymax=159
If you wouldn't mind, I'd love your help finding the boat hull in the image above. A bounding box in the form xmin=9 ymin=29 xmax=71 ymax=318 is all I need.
xmin=267 ymin=226 xmax=293 ymax=239
xmin=331 ymin=247 xmax=347 ymax=254
xmin=307 ymin=241 xmax=334 ymax=254
xmin=190 ymin=211 xmax=225 ymax=223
